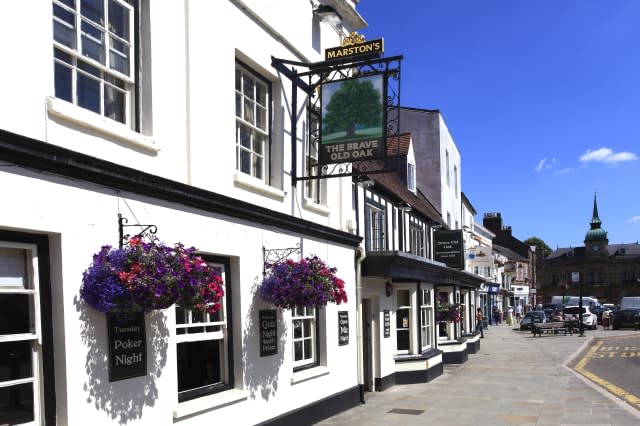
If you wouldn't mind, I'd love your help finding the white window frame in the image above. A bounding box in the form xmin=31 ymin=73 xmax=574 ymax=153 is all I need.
xmin=304 ymin=119 xmax=326 ymax=205
xmin=235 ymin=62 xmax=270 ymax=182
xmin=445 ymin=149 xmax=450 ymax=187
xmin=395 ymin=289 xmax=412 ymax=355
xmin=175 ymin=261 xmax=229 ymax=402
xmin=419 ymin=288 xmax=433 ymax=351
xmin=52 ymin=0 xmax=135 ymax=126
xmin=0 ymin=242 xmax=43 ymax=426
xmin=367 ymin=203 xmax=386 ymax=251
xmin=407 ymin=162 xmax=416 ymax=193
xmin=292 ymin=306 xmax=317 ymax=370
xmin=409 ymin=223 xmax=424 ymax=257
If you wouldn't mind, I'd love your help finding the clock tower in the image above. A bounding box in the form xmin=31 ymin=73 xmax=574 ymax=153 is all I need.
xmin=584 ymin=193 xmax=608 ymax=258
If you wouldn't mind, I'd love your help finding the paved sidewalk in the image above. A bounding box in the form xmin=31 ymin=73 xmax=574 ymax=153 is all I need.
xmin=318 ymin=324 xmax=640 ymax=425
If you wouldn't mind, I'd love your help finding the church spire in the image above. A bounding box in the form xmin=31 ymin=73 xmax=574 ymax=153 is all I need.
xmin=590 ymin=193 xmax=601 ymax=228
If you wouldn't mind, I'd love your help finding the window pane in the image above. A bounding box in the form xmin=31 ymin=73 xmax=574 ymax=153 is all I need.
xmin=81 ymin=21 xmax=105 ymax=64
xmin=104 ymin=84 xmax=126 ymax=123
xmin=253 ymin=131 xmax=264 ymax=155
xmin=77 ymin=73 xmax=101 ymax=113
xmin=55 ymin=63 xmax=73 ymax=102
xmin=239 ymin=149 xmax=251 ymax=175
xmin=294 ymin=341 xmax=303 ymax=361
xmin=397 ymin=290 xmax=410 ymax=307
xmin=177 ymin=340 xmax=222 ymax=392
xmin=78 ymin=60 xmax=101 ymax=77
xmin=256 ymin=82 xmax=266 ymax=106
xmin=235 ymin=93 xmax=242 ymax=117
xmin=239 ymin=125 xmax=251 ymax=149
xmin=243 ymin=99 xmax=254 ymax=124
xmin=243 ymin=76 xmax=254 ymax=100
xmin=396 ymin=330 xmax=409 ymax=351
xmin=293 ymin=320 xmax=302 ymax=339
xmin=0 ymin=294 xmax=32 ymax=334
xmin=53 ymin=4 xmax=76 ymax=49
xmin=235 ymin=69 xmax=242 ymax=91
xmin=253 ymin=155 xmax=263 ymax=180
xmin=81 ymin=0 xmax=105 ymax=25
xmin=256 ymin=106 xmax=266 ymax=131
xmin=0 ymin=341 xmax=33 ymax=381
xmin=303 ymin=339 xmax=312 ymax=359
xmin=0 ymin=383 xmax=34 ymax=425
xmin=59 ymin=0 xmax=76 ymax=7
xmin=0 ymin=248 xmax=27 ymax=289
xmin=108 ymin=0 xmax=129 ymax=39
xmin=109 ymin=38 xmax=129 ymax=75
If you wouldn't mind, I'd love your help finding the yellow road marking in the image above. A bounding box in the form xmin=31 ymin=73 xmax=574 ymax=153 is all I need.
xmin=574 ymin=339 xmax=640 ymax=410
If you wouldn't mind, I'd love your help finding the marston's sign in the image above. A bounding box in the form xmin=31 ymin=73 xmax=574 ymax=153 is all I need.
xmin=325 ymin=38 xmax=384 ymax=61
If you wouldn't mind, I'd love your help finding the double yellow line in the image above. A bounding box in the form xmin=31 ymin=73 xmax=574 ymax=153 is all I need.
xmin=574 ymin=339 xmax=640 ymax=410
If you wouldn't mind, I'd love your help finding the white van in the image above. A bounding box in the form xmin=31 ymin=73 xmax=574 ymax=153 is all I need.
xmin=620 ymin=297 xmax=640 ymax=310
xmin=550 ymin=296 xmax=599 ymax=308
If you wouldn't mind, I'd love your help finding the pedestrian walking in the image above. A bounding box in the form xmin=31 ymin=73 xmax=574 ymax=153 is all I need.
xmin=476 ymin=308 xmax=484 ymax=338
xmin=602 ymin=309 xmax=610 ymax=330
xmin=515 ymin=304 xmax=522 ymax=321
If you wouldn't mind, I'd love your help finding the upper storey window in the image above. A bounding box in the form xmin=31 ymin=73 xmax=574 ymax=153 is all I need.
xmin=53 ymin=0 xmax=135 ymax=126
xmin=235 ymin=62 xmax=271 ymax=182
xmin=407 ymin=162 xmax=416 ymax=193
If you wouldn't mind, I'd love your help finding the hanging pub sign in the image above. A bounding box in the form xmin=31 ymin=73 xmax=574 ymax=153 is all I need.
xmin=434 ymin=230 xmax=465 ymax=270
xmin=325 ymin=32 xmax=384 ymax=61
xmin=383 ymin=310 xmax=390 ymax=338
xmin=338 ymin=311 xmax=349 ymax=346
xmin=259 ymin=309 xmax=278 ymax=357
xmin=107 ymin=311 xmax=147 ymax=382
xmin=319 ymin=73 xmax=385 ymax=165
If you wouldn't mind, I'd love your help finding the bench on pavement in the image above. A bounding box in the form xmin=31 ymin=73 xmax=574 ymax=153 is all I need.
xmin=531 ymin=321 xmax=572 ymax=337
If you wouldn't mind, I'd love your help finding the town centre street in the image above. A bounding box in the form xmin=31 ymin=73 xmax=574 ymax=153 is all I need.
xmin=318 ymin=324 xmax=640 ymax=425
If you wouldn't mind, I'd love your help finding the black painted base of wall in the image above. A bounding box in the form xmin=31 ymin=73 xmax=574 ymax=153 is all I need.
xmin=442 ymin=348 xmax=468 ymax=364
xmin=374 ymin=362 xmax=444 ymax=390
xmin=467 ymin=339 xmax=480 ymax=354
xmin=261 ymin=385 xmax=361 ymax=426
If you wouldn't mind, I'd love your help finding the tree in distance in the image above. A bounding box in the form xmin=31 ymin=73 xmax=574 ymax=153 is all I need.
xmin=524 ymin=236 xmax=552 ymax=258
xmin=323 ymin=78 xmax=382 ymax=138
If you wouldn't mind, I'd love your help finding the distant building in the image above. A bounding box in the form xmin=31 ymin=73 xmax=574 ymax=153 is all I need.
xmin=539 ymin=195 xmax=640 ymax=305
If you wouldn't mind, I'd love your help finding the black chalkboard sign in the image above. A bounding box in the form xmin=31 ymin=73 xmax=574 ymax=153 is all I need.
xmin=107 ymin=311 xmax=147 ymax=382
xmin=338 ymin=311 xmax=349 ymax=346
xmin=383 ymin=310 xmax=390 ymax=338
xmin=260 ymin=309 xmax=278 ymax=357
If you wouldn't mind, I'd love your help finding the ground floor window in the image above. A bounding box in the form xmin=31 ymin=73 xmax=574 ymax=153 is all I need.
xmin=292 ymin=306 xmax=319 ymax=370
xmin=175 ymin=258 xmax=232 ymax=402
xmin=420 ymin=288 xmax=433 ymax=350
xmin=395 ymin=289 xmax=411 ymax=353
xmin=0 ymin=243 xmax=42 ymax=425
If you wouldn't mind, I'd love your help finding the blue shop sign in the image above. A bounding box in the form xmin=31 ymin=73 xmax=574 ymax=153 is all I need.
xmin=487 ymin=284 xmax=500 ymax=294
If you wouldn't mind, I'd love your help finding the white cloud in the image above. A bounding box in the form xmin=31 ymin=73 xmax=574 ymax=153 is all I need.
xmin=554 ymin=167 xmax=573 ymax=175
xmin=534 ymin=157 xmax=556 ymax=171
xmin=579 ymin=147 xmax=638 ymax=164
xmin=631 ymin=216 xmax=640 ymax=223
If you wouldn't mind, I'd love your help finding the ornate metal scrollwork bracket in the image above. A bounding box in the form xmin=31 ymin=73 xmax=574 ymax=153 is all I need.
xmin=262 ymin=243 xmax=302 ymax=275
xmin=118 ymin=213 xmax=158 ymax=249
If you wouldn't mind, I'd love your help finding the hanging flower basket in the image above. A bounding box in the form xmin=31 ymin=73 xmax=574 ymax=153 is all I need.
xmin=80 ymin=236 xmax=224 ymax=314
xmin=259 ymin=256 xmax=347 ymax=310
xmin=435 ymin=302 xmax=461 ymax=323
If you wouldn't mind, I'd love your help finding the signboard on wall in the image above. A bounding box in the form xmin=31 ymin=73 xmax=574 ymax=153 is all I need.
xmin=434 ymin=230 xmax=465 ymax=270
xmin=383 ymin=310 xmax=390 ymax=338
xmin=319 ymin=74 xmax=385 ymax=166
xmin=259 ymin=309 xmax=278 ymax=357
xmin=338 ymin=311 xmax=349 ymax=346
xmin=107 ymin=311 xmax=147 ymax=382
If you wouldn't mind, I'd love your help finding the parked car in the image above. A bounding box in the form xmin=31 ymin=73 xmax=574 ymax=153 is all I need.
xmin=520 ymin=311 xmax=548 ymax=331
xmin=611 ymin=308 xmax=640 ymax=330
xmin=563 ymin=305 xmax=598 ymax=330
xmin=591 ymin=305 xmax=606 ymax=324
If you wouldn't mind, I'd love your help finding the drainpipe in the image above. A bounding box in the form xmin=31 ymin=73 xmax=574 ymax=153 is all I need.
xmin=355 ymin=244 xmax=366 ymax=403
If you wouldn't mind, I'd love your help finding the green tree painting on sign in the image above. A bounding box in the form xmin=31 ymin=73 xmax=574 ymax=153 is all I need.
xmin=322 ymin=76 xmax=383 ymax=143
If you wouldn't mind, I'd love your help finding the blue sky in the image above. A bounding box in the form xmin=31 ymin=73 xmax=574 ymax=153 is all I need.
xmin=357 ymin=0 xmax=640 ymax=250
